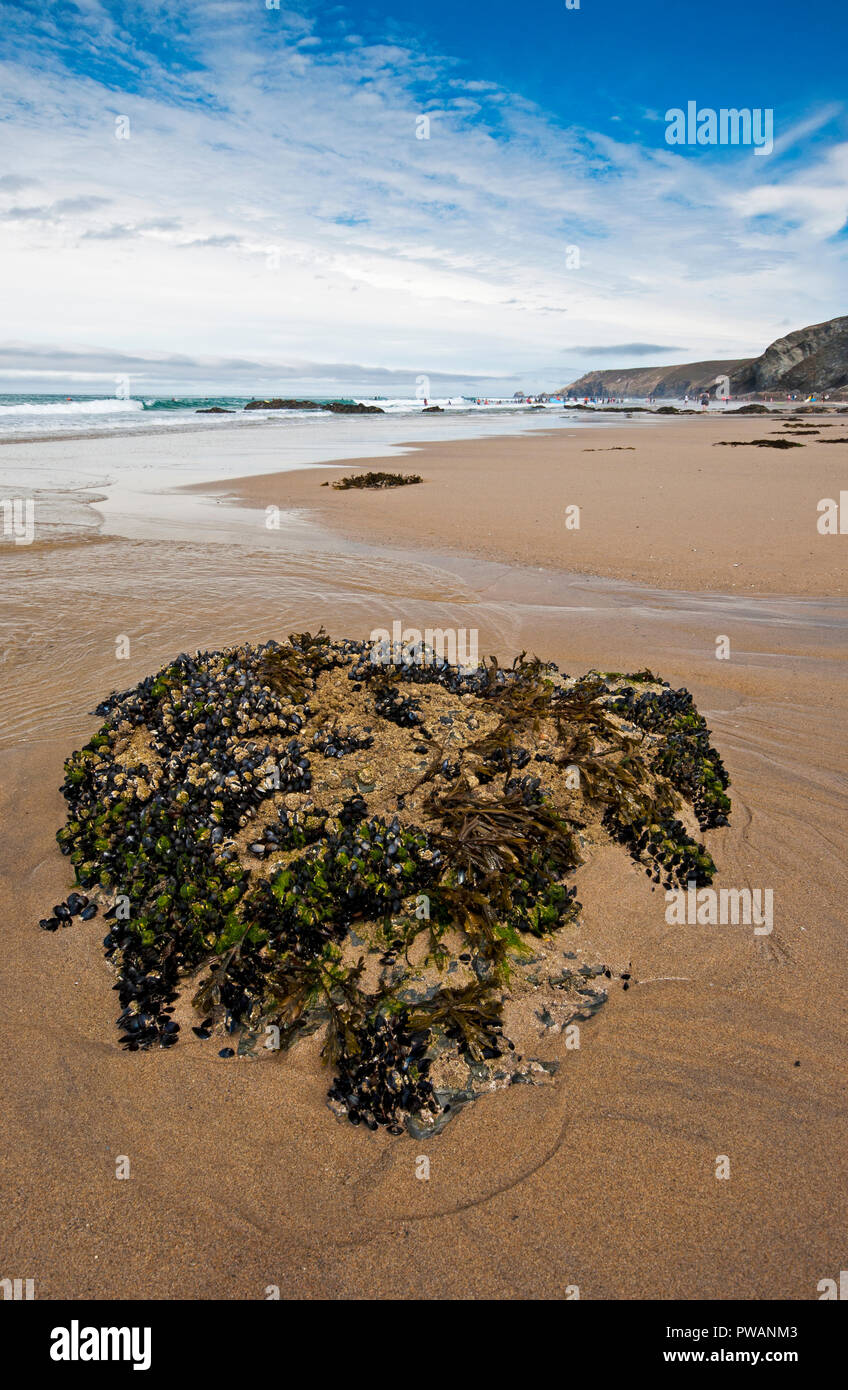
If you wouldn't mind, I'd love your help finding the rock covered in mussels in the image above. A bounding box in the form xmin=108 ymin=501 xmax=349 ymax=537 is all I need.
xmin=46 ymin=632 xmax=730 ymax=1135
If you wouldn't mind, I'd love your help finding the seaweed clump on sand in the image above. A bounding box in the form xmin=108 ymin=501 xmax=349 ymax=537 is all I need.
xmin=714 ymin=438 xmax=804 ymax=449
xmin=325 ymin=471 xmax=423 ymax=490
xmin=45 ymin=634 xmax=730 ymax=1137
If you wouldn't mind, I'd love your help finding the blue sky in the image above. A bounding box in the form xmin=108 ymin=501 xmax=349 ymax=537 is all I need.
xmin=0 ymin=0 xmax=846 ymax=394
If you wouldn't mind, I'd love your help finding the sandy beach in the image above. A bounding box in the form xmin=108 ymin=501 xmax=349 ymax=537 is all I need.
xmin=2 ymin=414 xmax=847 ymax=1301
xmin=197 ymin=413 xmax=846 ymax=596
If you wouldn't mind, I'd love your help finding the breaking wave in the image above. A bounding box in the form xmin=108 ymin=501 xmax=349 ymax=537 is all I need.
xmin=0 ymin=397 xmax=145 ymax=416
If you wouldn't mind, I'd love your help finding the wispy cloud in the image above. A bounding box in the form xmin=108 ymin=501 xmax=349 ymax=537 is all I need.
xmin=0 ymin=339 xmax=513 ymax=394
xmin=0 ymin=0 xmax=845 ymax=391
xmin=569 ymin=343 xmax=687 ymax=357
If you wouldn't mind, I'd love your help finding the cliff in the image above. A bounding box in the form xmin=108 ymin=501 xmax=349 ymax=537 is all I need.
xmin=561 ymin=315 xmax=848 ymax=399
xmin=562 ymin=358 xmax=751 ymax=400
xmin=730 ymin=316 xmax=848 ymax=395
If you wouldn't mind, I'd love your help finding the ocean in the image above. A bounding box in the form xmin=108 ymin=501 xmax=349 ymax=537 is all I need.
xmin=0 ymin=392 xmax=564 ymax=442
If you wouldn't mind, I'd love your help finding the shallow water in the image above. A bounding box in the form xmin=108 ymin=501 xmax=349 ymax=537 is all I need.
xmin=3 ymin=488 xmax=845 ymax=748
xmin=0 ymin=407 xmax=591 ymax=493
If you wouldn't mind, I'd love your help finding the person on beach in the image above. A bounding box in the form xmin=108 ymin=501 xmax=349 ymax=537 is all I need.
xmin=699 ymin=392 xmax=710 ymax=411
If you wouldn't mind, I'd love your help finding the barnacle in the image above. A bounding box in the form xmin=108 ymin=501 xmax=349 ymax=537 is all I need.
xmin=46 ymin=635 xmax=730 ymax=1135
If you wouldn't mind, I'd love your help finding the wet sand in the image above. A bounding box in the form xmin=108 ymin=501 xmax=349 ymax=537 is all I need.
xmin=2 ymin=418 xmax=847 ymax=1300
xmin=197 ymin=414 xmax=847 ymax=596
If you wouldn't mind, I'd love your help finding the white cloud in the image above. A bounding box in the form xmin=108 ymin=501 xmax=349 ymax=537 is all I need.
xmin=0 ymin=2 xmax=844 ymax=390
xmin=725 ymin=141 xmax=848 ymax=239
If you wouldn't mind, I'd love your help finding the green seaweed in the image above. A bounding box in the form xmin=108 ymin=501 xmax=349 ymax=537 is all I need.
xmin=47 ymin=635 xmax=731 ymax=1135
xmin=329 ymin=470 xmax=423 ymax=490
